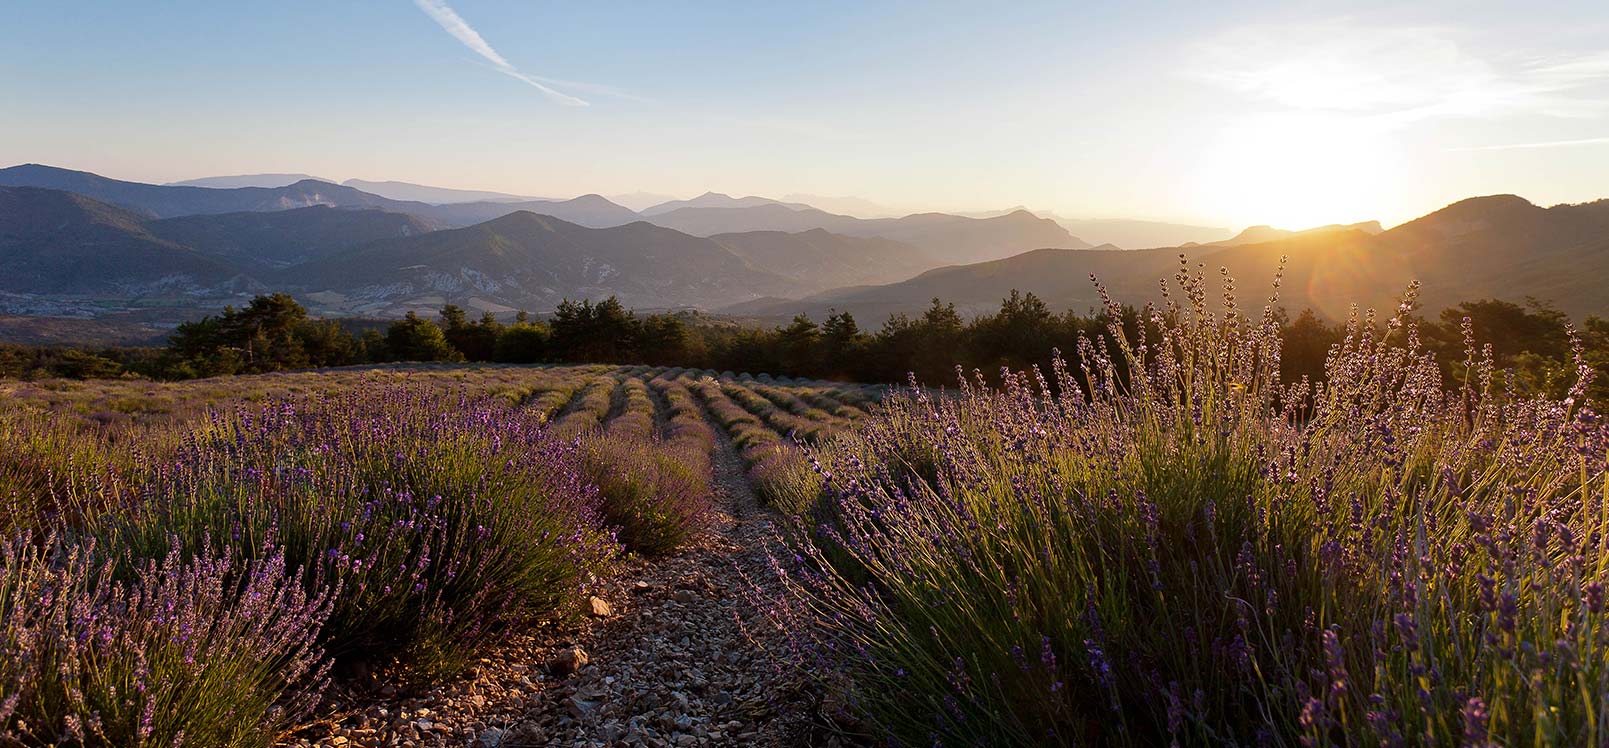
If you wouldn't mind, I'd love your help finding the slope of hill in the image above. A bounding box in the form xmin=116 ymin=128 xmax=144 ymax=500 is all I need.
xmin=289 ymin=212 xmax=793 ymax=315
xmin=711 ymin=229 xmax=935 ymax=293
xmin=147 ymin=206 xmax=440 ymax=270
xmin=0 ymin=187 xmax=253 ymax=296
xmin=1371 ymin=195 xmax=1609 ymax=315
xmin=341 ymin=179 xmax=550 ymax=204
xmin=647 ymin=204 xmax=1085 ymax=264
xmin=167 ymin=173 xmax=333 ymax=189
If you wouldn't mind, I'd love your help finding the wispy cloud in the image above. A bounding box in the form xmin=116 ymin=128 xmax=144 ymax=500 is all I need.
xmin=1189 ymin=21 xmax=1609 ymax=127
xmin=1447 ymin=136 xmax=1609 ymax=152
xmin=413 ymin=0 xmax=589 ymax=107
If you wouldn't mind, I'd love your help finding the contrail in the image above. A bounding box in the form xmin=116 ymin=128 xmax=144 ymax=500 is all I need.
xmin=1448 ymin=136 xmax=1609 ymax=152
xmin=413 ymin=0 xmax=589 ymax=107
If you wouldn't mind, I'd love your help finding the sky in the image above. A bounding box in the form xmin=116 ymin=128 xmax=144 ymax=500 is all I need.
xmin=2 ymin=1 xmax=1608 ymax=230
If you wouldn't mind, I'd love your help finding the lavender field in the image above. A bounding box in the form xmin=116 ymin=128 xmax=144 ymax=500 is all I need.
xmin=3 ymin=271 xmax=1609 ymax=747
xmin=0 ymin=364 xmax=881 ymax=746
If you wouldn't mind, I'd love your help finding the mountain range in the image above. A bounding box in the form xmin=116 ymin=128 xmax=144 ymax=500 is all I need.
xmin=4 ymin=162 xmax=1608 ymax=328
xmin=726 ymin=196 xmax=1609 ymax=322
xmin=3 ymin=164 xmax=1083 ymax=315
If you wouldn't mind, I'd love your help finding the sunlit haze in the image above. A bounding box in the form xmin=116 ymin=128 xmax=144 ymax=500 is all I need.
xmin=4 ymin=1 xmax=1608 ymax=230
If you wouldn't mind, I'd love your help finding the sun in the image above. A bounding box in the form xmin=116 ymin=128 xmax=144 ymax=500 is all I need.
xmin=1192 ymin=112 xmax=1402 ymax=230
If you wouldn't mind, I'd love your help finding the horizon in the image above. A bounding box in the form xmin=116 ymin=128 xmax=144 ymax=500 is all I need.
xmin=4 ymin=1 xmax=1608 ymax=231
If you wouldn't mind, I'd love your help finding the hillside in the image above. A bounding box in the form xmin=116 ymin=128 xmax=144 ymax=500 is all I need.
xmin=147 ymin=206 xmax=440 ymax=270
xmin=289 ymin=211 xmax=794 ymax=315
xmin=0 ymin=187 xmax=252 ymax=296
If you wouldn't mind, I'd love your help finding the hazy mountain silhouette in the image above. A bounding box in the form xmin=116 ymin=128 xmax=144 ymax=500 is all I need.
xmin=646 ymin=204 xmax=1085 ymax=264
xmin=608 ymin=192 xmax=681 ymax=212
xmin=640 ymin=192 xmax=812 ymax=216
xmin=960 ymin=207 xmax=1232 ymax=248
xmin=422 ymin=195 xmax=640 ymax=229
xmin=1048 ymin=217 xmax=1232 ymax=248
xmin=711 ymin=229 xmax=936 ymax=293
xmin=167 ymin=173 xmax=333 ymax=189
xmin=780 ymin=194 xmax=896 ymax=218
xmin=341 ymin=179 xmax=551 ymax=204
xmin=1212 ymin=221 xmax=1385 ymax=246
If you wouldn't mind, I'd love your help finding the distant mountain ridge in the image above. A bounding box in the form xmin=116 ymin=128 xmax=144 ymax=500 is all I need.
xmin=960 ymin=207 xmax=1232 ymax=248
xmin=724 ymin=196 xmax=1609 ymax=322
xmin=640 ymin=192 xmax=811 ymax=216
xmin=340 ymin=179 xmax=552 ymax=205
xmin=167 ymin=173 xmax=333 ymax=189
xmin=711 ymin=229 xmax=936 ymax=294
xmin=645 ymin=204 xmax=1086 ymax=265
xmin=1212 ymin=221 xmax=1384 ymax=246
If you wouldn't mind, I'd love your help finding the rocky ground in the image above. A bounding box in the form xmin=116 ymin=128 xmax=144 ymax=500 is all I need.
xmin=283 ymin=432 xmax=838 ymax=748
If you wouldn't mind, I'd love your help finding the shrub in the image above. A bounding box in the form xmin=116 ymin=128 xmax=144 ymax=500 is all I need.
xmin=98 ymin=386 xmax=616 ymax=681
xmin=579 ymin=435 xmax=710 ymax=557
xmin=771 ymin=271 xmax=1609 ymax=746
xmin=0 ymin=535 xmax=331 ymax=747
xmin=551 ymin=375 xmax=618 ymax=438
xmin=747 ymin=444 xmax=825 ymax=515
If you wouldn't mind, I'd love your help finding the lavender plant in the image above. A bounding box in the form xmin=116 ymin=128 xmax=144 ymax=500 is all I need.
xmin=770 ymin=260 xmax=1609 ymax=746
xmin=99 ymin=385 xmax=617 ymax=680
xmin=0 ymin=535 xmax=331 ymax=747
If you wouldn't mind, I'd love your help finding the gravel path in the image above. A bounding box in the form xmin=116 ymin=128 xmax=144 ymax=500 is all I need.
xmin=286 ymin=428 xmax=830 ymax=748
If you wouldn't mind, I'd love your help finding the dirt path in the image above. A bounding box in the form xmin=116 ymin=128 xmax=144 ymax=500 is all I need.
xmin=503 ymin=428 xmax=821 ymax=747
xmin=288 ymin=422 xmax=827 ymax=748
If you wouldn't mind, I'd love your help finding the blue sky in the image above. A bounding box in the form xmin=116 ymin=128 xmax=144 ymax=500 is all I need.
xmin=3 ymin=1 xmax=1608 ymax=228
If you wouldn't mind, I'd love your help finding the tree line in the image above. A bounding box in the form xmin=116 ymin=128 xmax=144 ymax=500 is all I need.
xmin=3 ymin=292 xmax=1606 ymax=402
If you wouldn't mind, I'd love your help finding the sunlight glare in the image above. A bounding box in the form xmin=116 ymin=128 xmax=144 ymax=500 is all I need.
xmin=1192 ymin=113 xmax=1401 ymax=230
